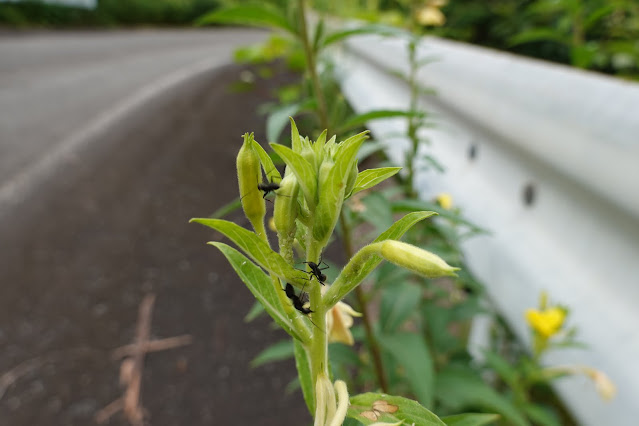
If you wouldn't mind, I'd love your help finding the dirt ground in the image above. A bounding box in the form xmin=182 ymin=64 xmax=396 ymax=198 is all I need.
xmin=0 ymin=63 xmax=311 ymax=425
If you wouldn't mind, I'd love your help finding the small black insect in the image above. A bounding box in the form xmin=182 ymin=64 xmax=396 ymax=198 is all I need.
xmin=299 ymin=255 xmax=329 ymax=285
xmin=283 ymin=283 xmax=322 ymax=331
xmin=284 ymin=283 xmax=313 ymax=315
xmin=257 ymin=177 xmax=281 ymax=199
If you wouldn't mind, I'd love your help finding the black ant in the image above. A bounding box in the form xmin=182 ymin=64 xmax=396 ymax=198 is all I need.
xmin=298 ymin=255 xmax=329 ymax=285
xmin=241 ymin=171 xmax=288 ymax=204
xmin=283 ymin=283 xmax=323 ymax=331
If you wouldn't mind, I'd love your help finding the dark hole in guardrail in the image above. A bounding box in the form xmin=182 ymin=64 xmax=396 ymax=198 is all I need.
xmin=468 ymin=144 xmax=477 ymax=161
xmin=523 ymin=183 xmax=536 ymax=206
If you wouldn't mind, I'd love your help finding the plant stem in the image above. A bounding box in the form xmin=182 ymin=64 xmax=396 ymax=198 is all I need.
xmin=405 ymin=39 xmax=419 ymax=198
xmin=338 ymin=211 xmax=389 ymax=393
xmin=308 ymin=241 xmax=328 ymax=398
xmin=298 ymin=0 xmax=330 ymax=133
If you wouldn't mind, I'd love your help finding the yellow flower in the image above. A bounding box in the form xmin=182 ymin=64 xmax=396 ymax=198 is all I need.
xmin=525 ymin=307 xmax=566 ymax=338
xmin=415 ymin=0 xmax=447 ymax=27
xmin=435 ymin=193 xmax=453 ymax=210
xmin=327 ymin=301 xmax=362 ymax=346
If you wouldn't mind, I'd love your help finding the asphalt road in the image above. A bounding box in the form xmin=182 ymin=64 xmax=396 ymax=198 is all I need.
xmin=0 ymin=29 xmax=311 ymax=425
xmin=0 ymin=28 xmax=266 ymax=210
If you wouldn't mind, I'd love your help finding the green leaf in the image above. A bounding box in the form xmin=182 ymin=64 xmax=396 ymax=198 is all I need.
xmin=209 ymin=196 xmax=241 ymax=219
xmin=266 ymin=103 xmax=303 ymax=144
xmin=244 ymin=300 xmax=264 ymax=322
xmin=508 ymin=28 xmax=568 ymax=46
xmin=251 ymin=137 xmax=280 ymax=180
xmin=442 ymin=413 xmax=500 ymax=426
xmin=436 ymin=366 xmax=530 ymax=426
xmin=361 ymin=191 xmax=394 ymax=236
xmin=324 ymin=211 xmax=436 ymax=306
xmin=322 ymin=24 xmax=408 ymax=48
xmin=378 ymin=332 xmax=434 ymax=407
xmin=251 ymin=339 xmax=294 ymax=368
xmin=482 ymin=350 xmax=522 ymax=392
xmin=337 ymin=110 xmax=425 ymax=134
xmin=190 ymin=218 xmax=308 ymax=288
xmin=520 ymin=403 xmax=561 ymax=426
xmin=209 ymin=242 xmax=303 ymax=341
xmin=391 ymin=199 xmax=484 ymax=233
xmin=270 ymin=143 xmax=317 ymax=208
xmin=195 ymin=3 xmax=294 ymax=34
xmin=313 ymin=131 xmax=368 ymax=245
xmin=349 ymin=167 xmax=402 ymax=197
xmin=349 ymin=392 xmax=446 ymax=426
xmin=380 ymin=282 xmax=422 ymax=333
xmin=294 ymin=338 xmax=314 ymax=414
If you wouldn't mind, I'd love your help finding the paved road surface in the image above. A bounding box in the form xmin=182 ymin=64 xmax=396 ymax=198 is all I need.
xmin=0 ymin=29 xmax=266 ymax=210
xmin=0 ymin=30 xmax=311 ymax=425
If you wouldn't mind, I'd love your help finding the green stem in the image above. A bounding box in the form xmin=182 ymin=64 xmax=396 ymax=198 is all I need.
xmin=338 ymin=211 xmax=389 ymax=393
xmin=307 ymin=241 xmax=329 ymax=401
xmin=405 ymin=39 xmax=419 ymax=198
xmin=256 ymin=218 xmax=311 ymax=344
xmin=298 ymin=0 xmax=330 ymax=133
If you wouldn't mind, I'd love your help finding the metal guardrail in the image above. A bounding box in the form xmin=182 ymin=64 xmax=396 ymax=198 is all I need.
xmin=335 ymin=34 xmax=639 ymax=426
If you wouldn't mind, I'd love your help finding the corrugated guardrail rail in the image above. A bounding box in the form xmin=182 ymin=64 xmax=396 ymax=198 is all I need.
xmin=335 ymin=33 xmax=639 ymax=426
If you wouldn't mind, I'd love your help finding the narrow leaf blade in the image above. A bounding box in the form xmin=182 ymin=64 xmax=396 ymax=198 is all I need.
xmin=270 ymin=143 xmax=317 ymax=208
xmin=349 ymin=392 xmax=446 ymax=426
xmin=349 ymin=167 xmax=401 ymax=197
xmin=442 ymin=413 xmax=500 ymax=426
xmin=251 ymin=340 xmax=295 ymax=368
xmin=191 ymin=218 xmax=308 ymax=288
xmin=210 ymin=242 xmax=302 ymax=341
xmin=378 ymin=332 xmax=435 ymax=407
xmin=196 ymin=4 xmax=294 ymax=34
xmin=294 ymin=339 xmax=314 ymax=414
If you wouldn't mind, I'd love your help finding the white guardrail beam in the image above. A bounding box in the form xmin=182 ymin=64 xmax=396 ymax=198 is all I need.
xmin=335 ymin=34 xmax=639 ymax=425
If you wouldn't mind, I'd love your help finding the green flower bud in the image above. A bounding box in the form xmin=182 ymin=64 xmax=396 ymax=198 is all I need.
xmin=237 ymin=133 xmax=266 ymax=236
xmin=274 ymin=172 xmax=299 ymax=264
xmin=381 ymin=240 xmax=459 ymax=277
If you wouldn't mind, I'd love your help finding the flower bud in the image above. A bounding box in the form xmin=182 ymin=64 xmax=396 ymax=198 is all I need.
xmin=237 ymin=133 xmax=266 ymax=234
xmin=274 ymin=172 xmax=299 ymax=264
xmin=380 ymin=240 xmax=459 ymax=277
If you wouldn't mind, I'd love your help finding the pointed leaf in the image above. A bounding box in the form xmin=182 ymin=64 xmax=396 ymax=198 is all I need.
xmin=251 ymin=138 xmax=280 ymax=180
xmin=191 ymin=218 xmax=308 ymax=288
xmin=349 ymin=392 xmax=446 ymax=426
xmin=349 ymin=167 xmax=401 ymax=197
xmin=196 ymin=3 xmax=295 ymax=34
xmin=251 ymin=340 xmax=295 ymax=368
xmin=271 ymin=143 xmax=317 ymax=208
xmin=324 ymin=211 xmax=436 ymax=306
xmin=267 ymin=103 xmax=302 ymax=145
xmin=294 ymin=338 xmax=314 ymax=414
xmin=442 ymin=413 xmax=500 ymax=426
xmin=313 ymin=131 xmax=368 ymax=245
xmin=436 ymin=366 xmax=530 ymax=426
xmin=209 ymin=242 xmax=302 ymax=341
xmin=322 ymin=24 xmax=408 ymax=48
xmin=380 ymin=282 xmax=422 ymax=333
xmin=378 ymin=332 xmax=434 ymax=407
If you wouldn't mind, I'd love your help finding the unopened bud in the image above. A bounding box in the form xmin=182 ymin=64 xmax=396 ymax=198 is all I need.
xmin=274 ymin=172 xmax=299 ymax=264
xmin=237 ymin=133 xmax=266 ymax=234
xmin=381 ymin=240 xmax=459 ymax=277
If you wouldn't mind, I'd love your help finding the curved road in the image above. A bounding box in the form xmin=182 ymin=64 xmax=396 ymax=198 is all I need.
xmin=0 ymin=28 xmax=265 ymax=209
xmin=0 ymin=29 xmax=311 ymax=425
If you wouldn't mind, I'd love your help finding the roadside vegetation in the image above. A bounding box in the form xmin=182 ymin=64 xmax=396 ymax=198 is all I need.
xmin=192 ymin=1 xmax=616 ymax=425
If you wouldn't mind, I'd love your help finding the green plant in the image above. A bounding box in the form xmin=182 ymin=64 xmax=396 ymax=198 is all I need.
xmin=192 ymin=126 xmax=496 ymax=425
